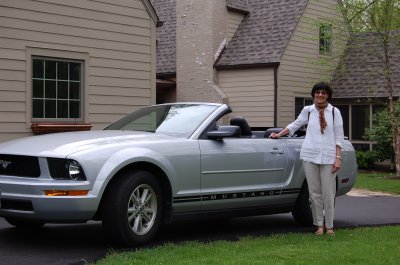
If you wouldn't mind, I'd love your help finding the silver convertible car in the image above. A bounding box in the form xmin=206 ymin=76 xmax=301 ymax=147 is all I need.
xmin=0 ymin=103 xmax=356 ymax=246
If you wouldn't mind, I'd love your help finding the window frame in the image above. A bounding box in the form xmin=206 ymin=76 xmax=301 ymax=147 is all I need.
xmin=25 ymin=47 xmax=89 ymax=128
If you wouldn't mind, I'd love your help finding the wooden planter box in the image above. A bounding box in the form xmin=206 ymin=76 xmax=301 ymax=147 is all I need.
xmin=31 ymin=123 xmax=93 ymax=135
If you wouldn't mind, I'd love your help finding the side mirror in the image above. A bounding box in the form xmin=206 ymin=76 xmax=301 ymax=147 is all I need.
xmin=207 ymin=125 xmax=241 ymax=140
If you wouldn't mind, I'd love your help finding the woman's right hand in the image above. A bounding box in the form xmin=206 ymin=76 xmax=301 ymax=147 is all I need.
xmin=269 ymin=132 xmax=279 ymax=138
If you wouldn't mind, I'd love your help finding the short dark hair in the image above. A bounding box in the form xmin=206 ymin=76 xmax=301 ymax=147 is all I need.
xmin=311 ymin=81 xmax=332 ymax=101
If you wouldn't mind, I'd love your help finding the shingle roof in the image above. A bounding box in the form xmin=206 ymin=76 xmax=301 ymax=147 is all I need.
xmin=331 ymin=31 xmax=400 ymax=98
xmin=215 ymin=0 xmax=308 ymax=68
xmin=226 ymin=0 xmax=250 ymax=14
xmin=150 ymin=0 xmax=176 ymax=76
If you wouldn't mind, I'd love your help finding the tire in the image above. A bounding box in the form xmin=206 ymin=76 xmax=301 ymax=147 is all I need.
xmin=5 ymin=218 xmax=45 ymax=229
xmin=291 ymin=182 xmax=313 ymax=226
xmin=102 ymin=170 xmax=163 ymax=246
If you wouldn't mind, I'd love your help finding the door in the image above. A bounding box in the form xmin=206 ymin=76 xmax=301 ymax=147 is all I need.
xmin=199 ymin=137 xmax=288 ymax=210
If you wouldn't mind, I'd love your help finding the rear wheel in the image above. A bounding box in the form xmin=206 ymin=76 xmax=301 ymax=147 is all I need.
xmin=102 ymin=170 xmax=163 ymax=246
xmin=291 ymin=182 xmax=313 ymax=226
xmin=5 ymin=218 xmax=45 ymax=229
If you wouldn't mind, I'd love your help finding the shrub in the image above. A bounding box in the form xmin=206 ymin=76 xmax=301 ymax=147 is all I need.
xmin=364 ymin=102 xmax=400 ymax=163
xmin=356 ymin=150 xmax=378 ymax=169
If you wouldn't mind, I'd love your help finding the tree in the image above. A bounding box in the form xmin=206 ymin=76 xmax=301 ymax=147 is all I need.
xmin=340 ymin=0 xmax=400 ymax=176
xmin=341 ymin=0 xmax=400 ymax=33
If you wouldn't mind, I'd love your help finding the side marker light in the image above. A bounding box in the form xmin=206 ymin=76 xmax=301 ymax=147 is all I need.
xmin=44 ymin=190 xmax=89 ymax=196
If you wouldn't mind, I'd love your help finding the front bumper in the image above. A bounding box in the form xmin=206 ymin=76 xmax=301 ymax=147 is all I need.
xmin=0 ymin=176 xmax=99 ymax=222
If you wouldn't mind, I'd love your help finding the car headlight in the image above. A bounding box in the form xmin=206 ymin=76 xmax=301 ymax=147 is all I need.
xmin=68 ymin=160 xmax=82 ymax=179
xmin=47 ymin=158 xmax=87 ymax=181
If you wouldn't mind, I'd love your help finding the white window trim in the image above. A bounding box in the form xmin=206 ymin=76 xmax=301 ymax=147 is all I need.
xmin=25 ymin=47 xmax=89 ymax=128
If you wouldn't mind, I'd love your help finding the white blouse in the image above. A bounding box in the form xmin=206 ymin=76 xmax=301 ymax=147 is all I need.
xmin=286 ymin=104 xmax=344 ymax=165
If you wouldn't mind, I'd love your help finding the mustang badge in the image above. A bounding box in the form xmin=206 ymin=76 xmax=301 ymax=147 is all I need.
xmin=0 ymin=160 xmax=11 ymax=169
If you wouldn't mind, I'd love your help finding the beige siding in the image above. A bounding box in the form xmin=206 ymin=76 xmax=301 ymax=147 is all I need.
xmin=218 ymin=68 xmax=275 ymax=127
xmin=226 ymin=11 xmax=245 ymax=45
xmin=277 ymin=0 xmax=348 ymax=127
xmin=0 ymin=0 xmax=156 ymax=142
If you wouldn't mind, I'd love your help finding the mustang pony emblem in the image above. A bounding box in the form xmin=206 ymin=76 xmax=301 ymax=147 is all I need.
xmin=0 ymin=160 xmax=11 ymax=169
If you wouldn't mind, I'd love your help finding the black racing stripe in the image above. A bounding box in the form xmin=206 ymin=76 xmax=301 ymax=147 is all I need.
xmin=281 ymin=188 xmax=301 ymax=194
xmin=173 ymin=196 xmax=202 ymax=203
xmin=173 ymin=188 xmax=300 ymax=204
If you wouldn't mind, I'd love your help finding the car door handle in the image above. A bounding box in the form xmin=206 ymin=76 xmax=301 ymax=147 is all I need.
xmin=270 ymin=148 xmax=285 ymax=154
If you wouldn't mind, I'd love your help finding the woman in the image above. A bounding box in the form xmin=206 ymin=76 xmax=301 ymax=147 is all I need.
xmin=270 ymin=81 xmax=344 ymax=235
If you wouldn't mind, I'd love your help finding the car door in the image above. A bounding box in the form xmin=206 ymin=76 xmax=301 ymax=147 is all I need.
xmin=199 ymin=137 xmax=288 ymax=211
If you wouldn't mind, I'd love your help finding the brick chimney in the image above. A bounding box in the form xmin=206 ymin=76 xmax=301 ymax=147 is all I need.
xmin=176 ymin=0 xmax=227 ymax=103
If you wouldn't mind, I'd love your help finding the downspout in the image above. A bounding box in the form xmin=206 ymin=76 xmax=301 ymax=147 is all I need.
xmin=274 ymin=65 xmax=278 ymax=128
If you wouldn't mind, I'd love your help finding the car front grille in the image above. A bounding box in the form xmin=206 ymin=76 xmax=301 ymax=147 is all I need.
xmin=0 ymin=154 xmax=41 ymax=178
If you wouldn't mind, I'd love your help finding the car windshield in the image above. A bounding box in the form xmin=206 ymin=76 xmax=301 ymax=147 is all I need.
xmin=104 ymin=104 xmax=219 ymax=138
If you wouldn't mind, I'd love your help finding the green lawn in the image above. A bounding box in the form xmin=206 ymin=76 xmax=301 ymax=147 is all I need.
xmin=355 ymin=172 xmax=400 ymax=194
xmin=93 ymin=226 xmax=400 ymax=265
xmin=92 ymin=172 xmax=400 ymax=265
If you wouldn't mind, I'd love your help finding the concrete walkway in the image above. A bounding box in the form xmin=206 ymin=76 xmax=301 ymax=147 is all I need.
xmin=347 ymin=188 xmax=400 ymax=197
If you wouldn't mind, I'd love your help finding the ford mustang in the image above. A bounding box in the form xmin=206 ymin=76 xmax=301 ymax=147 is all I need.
xmin=0 ymin=103 xmax=357 ymax=246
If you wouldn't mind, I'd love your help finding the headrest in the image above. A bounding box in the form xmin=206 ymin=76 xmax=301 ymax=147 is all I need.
xmin=230 ymin=116 xmax=252 ymax=136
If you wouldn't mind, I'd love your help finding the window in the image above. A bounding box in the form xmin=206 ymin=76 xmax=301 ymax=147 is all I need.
xmin=32 ymin=58 xmax=82 ymax=120
xmin=336 ymin=105 xmax=349 ymax=138
xmin=352 ymin=143 xmax=371 ymax=151
xmin=330 ymin=103 xmax=385 ymax=150
xmin=351 ymin=105 xmax=369 ymax=140
xmin=319 ymin=24 xmax=332 ymax=55
xmin=295 ymin=97 xmax=313 ymax=117
xmin=372 ymin=105 xmax=385 ymax=114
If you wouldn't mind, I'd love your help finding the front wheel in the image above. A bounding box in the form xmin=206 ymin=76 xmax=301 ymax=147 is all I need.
xmin=102 ymin=170 xmax=163 ymax=246
xmin=291 ymin=182 xmax=313 ymax=226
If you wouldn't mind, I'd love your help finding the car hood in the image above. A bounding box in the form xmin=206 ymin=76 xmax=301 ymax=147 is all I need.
xmin=0 ymin=130 xmax=178 ymax=157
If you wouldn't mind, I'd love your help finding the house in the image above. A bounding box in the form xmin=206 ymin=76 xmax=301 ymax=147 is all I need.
xmin=152 ymin=0 xmax=348 ymax=128
xmin=0 ymin=0 xmax=159 ymax=142
xmin=331 ymin=31 xmax=400 ymax=150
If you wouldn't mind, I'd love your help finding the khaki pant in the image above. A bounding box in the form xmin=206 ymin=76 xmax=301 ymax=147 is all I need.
xmin=303 ymin=161 xmax=336 ymax=229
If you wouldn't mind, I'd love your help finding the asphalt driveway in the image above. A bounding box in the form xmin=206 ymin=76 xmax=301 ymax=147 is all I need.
xmin=0 ymin=191 xmax=399 ymax=265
